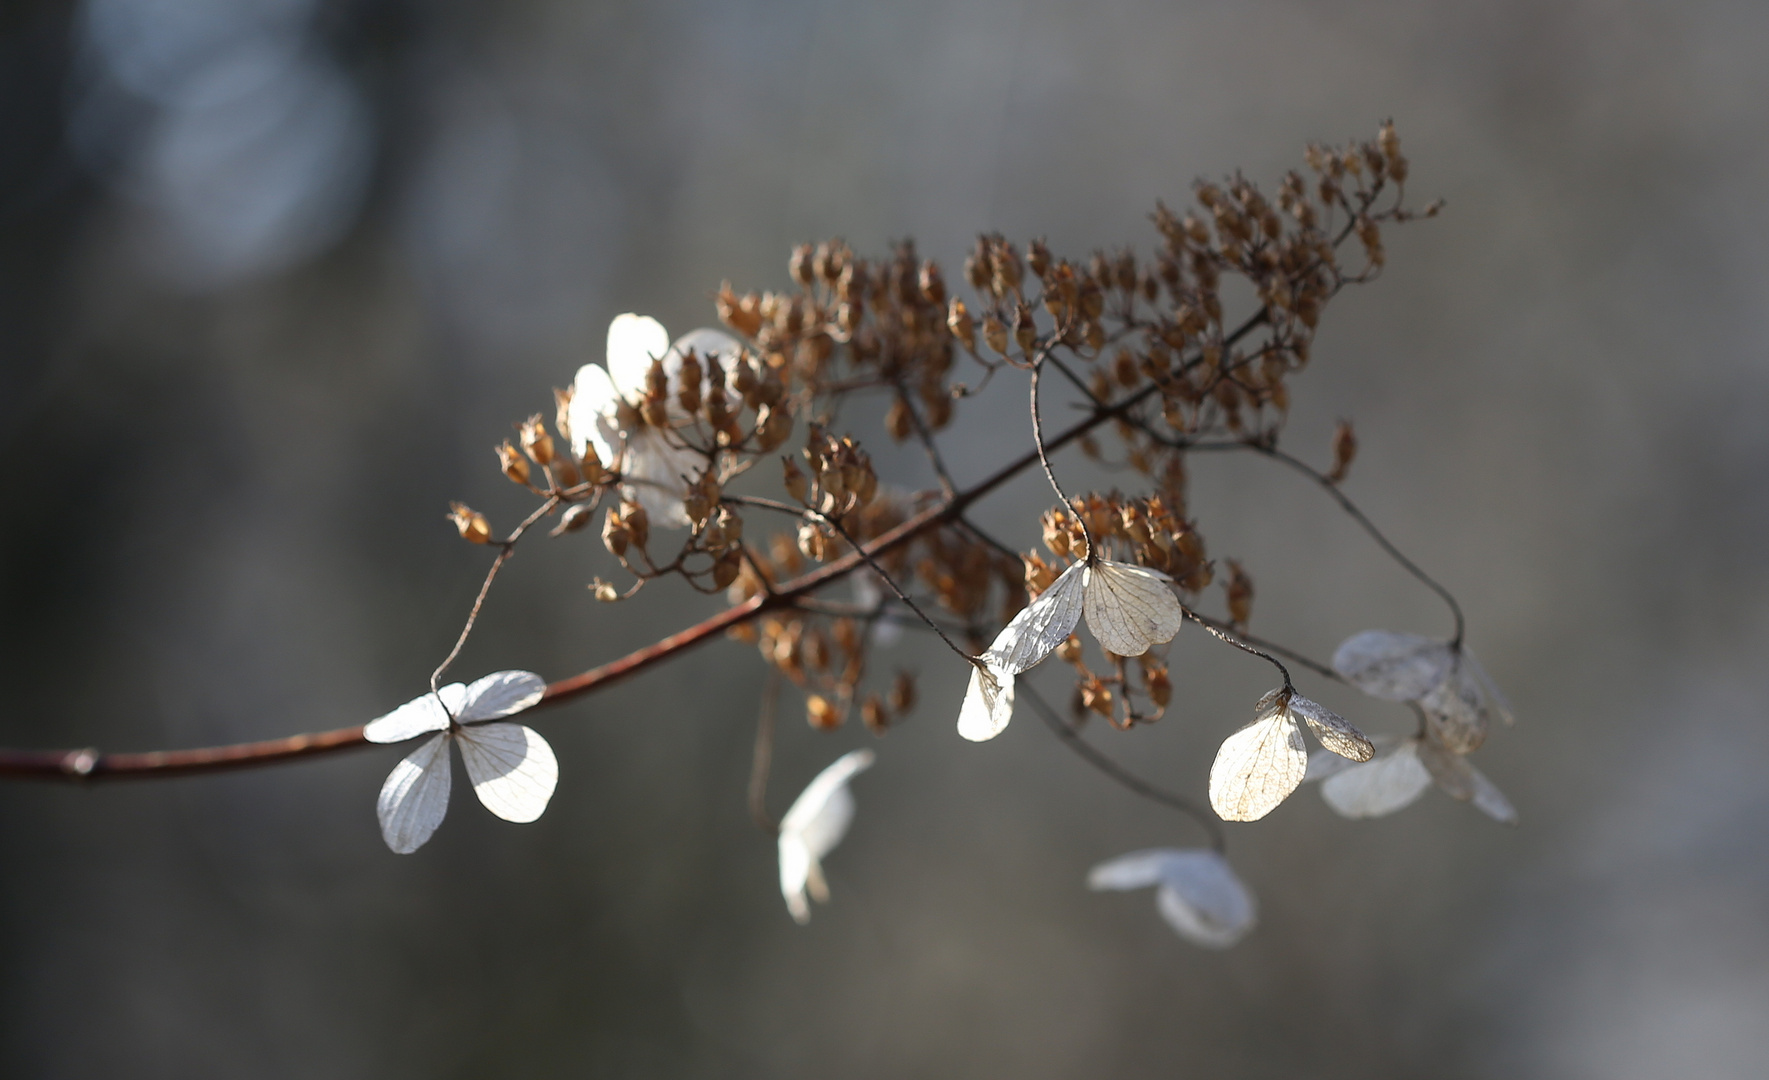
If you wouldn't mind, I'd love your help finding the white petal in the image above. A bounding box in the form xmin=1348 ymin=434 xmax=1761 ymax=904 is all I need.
xmin=606 ymin=312 xmax=670 ymax=402
xmin=778 ymin=835 xmax=814 ymax=924
xmin=1462 ymin=648 xmax=1516 ymax=726
xmin=1082 ymin=561 xmax=1184 ymax=657
xmin=984 ymin=562 xmax=1086 ymax=674
xmin=1208 ymin=712 xmax=1307 ymax=821
xmin=779 ymin=748 xmax=875 ymax=860
xmin=1468 ymin=761 xmax=1519 ymax=825
xmin=1332 ymin=630 xmax=1453 ymax=701
xmin=1320 ymin=741 xmax=1433 ymax=818
xmin=456 ymin=670 xmax=546 ymax=723
xmin=376 ymin=732 xmax=453 ymax=853
xmin=957 ymin=663 xmax=1016 ymax=742
xmin=1420 ymin=658 xmax=1489 ymax=754
xmin=620 ymin=428 xmax=698 ymax=529
xmin=569 ymin=363 xmax=622 ymax=465
xmin=362 ymin=687 xmax=456 ymax=744
xmin=1285 ymin=695 xmax=1374 ymax=761
xmin=1089 ymin=848 xmax=1256 ymax=948
xmin=456 ymin=722 xmax=558 ymax=823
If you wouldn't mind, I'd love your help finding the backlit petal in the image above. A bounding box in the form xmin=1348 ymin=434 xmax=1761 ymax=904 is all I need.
xmin=363 ymin=688 xmax=456 ymax=744
xmin=376 ymin=732 xmax=452 ymax=854
xmin=1208 ymin=711 xmax=1307 ymax=821
xmin=984 ymin=562 xmax=1085 ymax=674
xmin=606 ymin=313 xmax=670 ymax=402
xmin=1332 ymin=630 xmax=1453 ymax=701
xmin=569 ymin=362 xmax=622 ymax=465
xmin=1089 ymin=848 xmax=1256 ymax=948
xmin=1082 ymin=561 xmax=1184 ymax=657
xmin=957 ymin=663 xmax=1015 ymax=742
xmin=456 ymin=722 xmax=558 ymax=823
xmin=1286 ymin=694 xmax=1374 ymax=761
xmin=456 ymin=670 xmax=546 ymax=723
xmin=1320 ymin=741 xmax=1432 ymax=818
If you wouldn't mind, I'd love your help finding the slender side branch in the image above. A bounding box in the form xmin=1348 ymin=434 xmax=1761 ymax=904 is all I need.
xmin=1020 ymin=681 xmax=1224 ymax=852
xmin=1180 ymin=605 xmax=1293 ymax=691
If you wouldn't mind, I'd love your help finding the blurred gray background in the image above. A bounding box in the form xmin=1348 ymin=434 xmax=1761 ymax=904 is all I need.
xmin=3 ymin=0 xmax=1767 ymax=1076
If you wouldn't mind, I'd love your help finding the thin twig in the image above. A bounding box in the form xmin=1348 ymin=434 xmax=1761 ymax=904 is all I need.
xmin=1020 ymin=681 xmax=1224 ymax=852
xmin=1180 ymin=606 xmax=1292 ymax=691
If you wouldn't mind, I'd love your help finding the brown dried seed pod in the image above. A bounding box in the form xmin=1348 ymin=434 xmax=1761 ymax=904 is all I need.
xmin=448 ymin=502 xmax=493 ymax=545
xmin=496 ymin=441 xmax=530 ymax=486
xmin=806 ymin=694 xmax=842 ymax=731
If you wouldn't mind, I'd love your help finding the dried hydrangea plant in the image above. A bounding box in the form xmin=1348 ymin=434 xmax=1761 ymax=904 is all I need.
xmin=0 ymin=123 xmax=1513 ymax=945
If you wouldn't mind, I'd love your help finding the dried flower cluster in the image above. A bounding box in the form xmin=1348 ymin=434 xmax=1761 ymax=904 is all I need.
xmin=0 ymin=125 xmax=1511 ymax=947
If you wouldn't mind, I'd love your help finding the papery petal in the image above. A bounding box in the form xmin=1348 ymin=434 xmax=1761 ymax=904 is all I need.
xmin=1332 ymin=630 xmax=1453 ymax=701
xmin=957 ymin=663 xmax=1016 ymax=742
xmin=778 ymin=836 xmax=814 ymax=924
xmin=456 ymin=670 xmax=546 ymax=723
xmin=363 ymin=687 xmax=457 ymax=744
xmin=779 ymin=748 xmax=874 ymax=859
xmin=1468 ymin=761 xmax=1519 ymax=825
xmin=1082 ymin=561 xmax=1184 ymax=658
xmin=569 ymin=363 xmax=622 ymax=465
xmin=984 ymin=562 xmax=1085 ymax=674
xmin=620 ymin=428 xmax=698 ymax=529
xmin=1286 ymin=695 xmax=1374 ymax=762
xmin=1089 ymin=848 xmax=1256 ymax=949
xmin=456 ymin=722 xmax=558 ymax=823
xmin=1420 ymin=658 xmax=1489 ymax=754
xmin=606 ymin=313 xmax=670 ymax=402
xmin=376 ymin=732 xmax=453 ymax=854
xmin=1305 ymin=747 xmax=1361 ymax=782
xmin=1320 ymin=741 xmax=1433 ymax=818
xmin=1208 ymin=712 xmax=1307 ymax=821
xmin=1462 ymin=649 xmax=1516 ymax=726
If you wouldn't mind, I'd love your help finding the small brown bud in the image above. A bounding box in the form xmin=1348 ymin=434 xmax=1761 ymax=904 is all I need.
xmin=1327 ymin=419 xmax=1357 ymax=484
xmin=782 ymin=457 xmax=809 ymax=503
xmin=717 ymin=282 xmax=763 ymax=338
xmin=552 ymin=387 xmax=574 ymax=448
xmin=676 ymin=354 xmax=703 ymax=415
xmin=806 ymin=694 xmax=842 ymax=731
xmin=591 ymin=578 xmax=621 ymax=602
xmin=885 ymin=397 xmax=914 ymax=442
xmin=1027 ymin=238 xmax=1052 ymax=280
xmin=798 ymin=521 xmax=828 ymax=562
xmin=789 ymin=243 xmax=815 ymax=286
xmin=1013 ymin=304 xmax=1037 ymax=355
xmin=1224 ymin=559 xmax=1253 ymax=628
xmin=946 ymin=298 xmax=976 ymax=351
xmin=519 ymin=415 xmax=555 ymax=465
xmin=918 ymin=260 xmax=946 ymax=306
xmin=549 ymin=502 xmax=595 ymax=536
xmin=621 ymin=500 xmax=650 ymax=549
xmin=711 ymin=549 xmax=742 ymax=590
xmin=1145 ymin=664 xmax=1172 ymax=711
xmin=982 ymin=314 xmax=1009 ymax=355
xmin=601 ymin=508 xmax=629 ymax=556
xmin=861 ymin=696 xmax=888 ymax=734
xmin=755 ymin=404 xmax=793 ymax=452
xmin=888 ymin=671 xmax=917 ymax=714
xmin=447 ymin=502 xmax=493 ymax=545
xmin=496 ymin=441 xmax=531 ymax=486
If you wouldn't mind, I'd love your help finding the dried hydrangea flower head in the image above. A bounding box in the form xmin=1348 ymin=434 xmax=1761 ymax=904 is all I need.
xmin=364 ymin=671 xmax=557 ymax=853
xmin=1088 ymin=848 xmax=1257 ymax=948
xmin=1208 ymin=688 xmax=1373 ymax=821
xmin=1306 ymin=734 xmax=1517 ymax=824
xmin=1332 ymin=630 xmax=1513 ymax=753
xmin=778 ymin=748 xmax=875 ymax=923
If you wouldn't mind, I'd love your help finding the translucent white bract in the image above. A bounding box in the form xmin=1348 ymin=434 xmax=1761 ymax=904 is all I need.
xmin=983 ymin=562 xmax=1085 ymax=675
xmin=1318 ymin=741 xmax=1432 ymax=818
xmin=1417 ymin=737 xmax=1518 ymax=824
xmin=1081 ymin=560 xmax=1184 ymax=658
xmin=1285 ymin=694 xmax=1375 ymax=762
xmin=956 ymin=663 xmax=1016 ymax=742
xmin=1208 ymin=708 xmax=1308 ymax=822
xmin=1332 ymin=630 xmax=1453 ymax=701
xmin=1087 ymin=848 xmax=1257 ymax=948
xmin=366 ymin=670 xmax=557 ymax=853
xmin=778 ymin=748 xmax=875 ymax=924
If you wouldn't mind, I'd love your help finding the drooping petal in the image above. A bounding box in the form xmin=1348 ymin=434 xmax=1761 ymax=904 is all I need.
xmin=456 ymin=722 xmax=558 ymax=823
xmin=777 ymin=749 xmax=875 ymax=923
xmin=1089 ymin=848 xmax=1256 ymax=948
xmin=1468 ymin=762 xmax=1519 ymax=825
xmin=1082 ymin=561 xmax=1184 ymax=658
xmin=606 ymin=313 xmax=670 ymax=403
xmin=376 ymin=732 xmax=453 ymax=854
xmin=363 ymin=687 xmax=457 ymax=744
xmin=1209 ymin=711 xmax=1307 ymax=821
xmin=456 ymin=670 xmax=547 ymax=723
xmin=779 ymin=748 xmax=875 ymax=858
xmin=569 ymin=362 xmax=623 ymax=465
xmin=1420 ymin=658 xmax=1489 ymax=754
xmin=1319 ymin=741 xmax=1433 ymax=818
xmin=984 ymin=562 xmax=1085 ymax=675
xmin=1416 ymin=736 xmax=1518 ymax=824
xmin=956 ymin=663 xmax=1016 ymax=742
xmin=1462 ymin=648 xmax=1516 ymax=726
xmin=1286 ymin=695 xmax=1374 ymax=762
xmin=1332 ymin=630 xmax=1453 ymax=701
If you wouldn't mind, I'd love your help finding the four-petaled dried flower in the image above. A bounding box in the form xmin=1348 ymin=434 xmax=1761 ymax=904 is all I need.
xmin=1208 ymin=688 xmax=1374 ymax=821
xmin=1087 ymin=848 xmax=1257 ymax=948
xmin=778 ymin=748 xmax=875 ymax=924
xmin=364 ymin=671 xmax=558 ymax=854
xmin=956 ymin=557 xmax=1184 ymax=742
xmin=1332 ymin=630 xmax=1513 ymax=754
xmin=569 ymin=314 xmax=743 ymax=528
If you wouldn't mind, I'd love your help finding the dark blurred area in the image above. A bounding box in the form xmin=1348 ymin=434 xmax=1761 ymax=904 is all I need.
xmin=3 ymin=0 xmax=1768 ymax=1076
